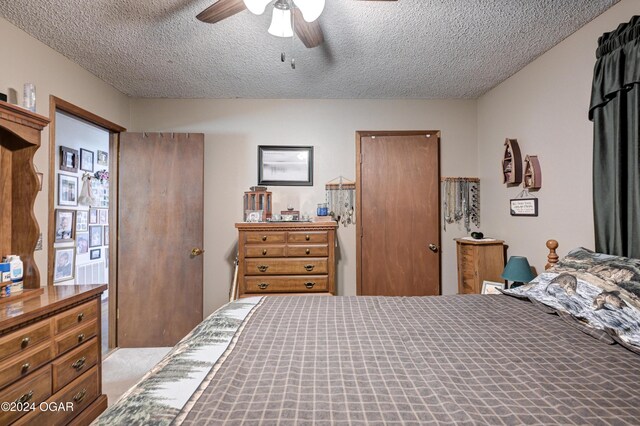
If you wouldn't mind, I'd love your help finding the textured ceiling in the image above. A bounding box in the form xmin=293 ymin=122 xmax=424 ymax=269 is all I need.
xmin=0 ymin=0 xmax=619 ymax=98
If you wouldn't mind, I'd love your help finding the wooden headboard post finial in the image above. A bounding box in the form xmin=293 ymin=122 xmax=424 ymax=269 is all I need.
xmin=545 ymin=240 xmax=559 ymax=270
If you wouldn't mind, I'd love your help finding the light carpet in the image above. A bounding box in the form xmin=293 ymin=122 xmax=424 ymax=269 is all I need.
xmin=102 ymin=347 xmax=171 ymax=406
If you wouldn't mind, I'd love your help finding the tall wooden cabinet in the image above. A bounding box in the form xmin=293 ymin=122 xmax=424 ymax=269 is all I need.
xmin=236 ymin=221 xmax=338 ymax=297
xmin=455 ymin=238 xmax=506 ymax=294
xmin=0 ymin=100 xmax=50 ymax=291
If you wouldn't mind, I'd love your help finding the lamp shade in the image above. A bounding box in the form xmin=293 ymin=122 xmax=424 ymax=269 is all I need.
xmin=293 ymin=0 xmax=325 ymax=22
xmin=243 ymin=0 xmax=271 ymax=15
xmin=268 ymin=2 xmax=293 ymax=37
xmin=501 ymin=256 xmax=535 ymax=283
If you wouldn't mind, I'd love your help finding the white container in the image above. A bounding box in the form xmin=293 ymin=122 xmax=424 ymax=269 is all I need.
xmin=7 ymin=255 xmax=23 ymax=281
xmin=23 ymin=83 xmax=36 ymax=112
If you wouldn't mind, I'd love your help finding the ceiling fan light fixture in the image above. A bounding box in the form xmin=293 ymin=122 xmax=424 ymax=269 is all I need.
xmin=268 ymin=0 xmax=293 ymax=38
xmin=292 ymin=0 xmax=324 ymax=22
xmin=243 ymin=0 xmax=271 ymax=15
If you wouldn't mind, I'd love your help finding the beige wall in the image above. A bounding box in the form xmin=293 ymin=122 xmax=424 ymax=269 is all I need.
xmin=130 ymin=99 xmax=478 ymax=315
xmin=0 ymin=17 xmax=130 ymax=286
xmin=476 ymin=0 xmax=639 ymax=275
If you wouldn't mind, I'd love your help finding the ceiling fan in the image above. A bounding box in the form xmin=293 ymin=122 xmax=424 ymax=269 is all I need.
xmin=197 ymin=0 xmax=397 ymax=49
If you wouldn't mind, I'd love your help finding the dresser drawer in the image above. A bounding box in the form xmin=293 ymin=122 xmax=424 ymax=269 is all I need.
xmin=287 ymin=244 xmax=329 ymax=257
xmin=20 ymin=366 xmax=100 ymax=426
xmin=0 ymin=341 xmax=53 ymax=389
xmin=54 ymin=300 xmax=97 ymax=335
xmin=245 ymin=245 xmax=286 ymax=258
xmin=287 ymin=231 xmax=328 ymax=243
xmin=245 ymin=276 xmax=329 ymax=293
xmin=0 ymin=320 xmax=52 ymax=363
xmin=52 ymin=337 xmax=99 ymax=392
xmin=245 ymin=258 xmax=328 ymax=275
xmin=244 ymin=232 xmax=286 ymax=244
xmin=0 ymin=366 xmax=52 ymax=425
xmin=55 ymin=320 xmax=98 ymax=356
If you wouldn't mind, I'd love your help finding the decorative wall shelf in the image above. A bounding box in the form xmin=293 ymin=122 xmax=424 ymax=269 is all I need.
xmin=501 ymin=138 xmax=522 ymax=186
xmin=523 ymin=155 xmax=542 ymax=190
xmin=0 ymin=100 xmax=50 ymax=290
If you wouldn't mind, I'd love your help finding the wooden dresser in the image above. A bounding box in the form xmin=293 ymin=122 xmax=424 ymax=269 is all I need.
xmin=455 ymin=238 xmax=506 ymax=294
xmin=0 ymin=285 xmax=107 ymax=425
xmin=236 ymin=221 xmax=338 ymax=297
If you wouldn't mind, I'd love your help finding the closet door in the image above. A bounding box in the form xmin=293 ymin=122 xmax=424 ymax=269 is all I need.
xmin=357 ymin=131 xmax=441 ymax=296
xmin=117 ymin=132 xmax=204 ymax=347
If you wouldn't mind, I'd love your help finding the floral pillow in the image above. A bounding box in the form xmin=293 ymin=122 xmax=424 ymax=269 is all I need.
xmin=504 ymin=248 xmax=640 ymax=354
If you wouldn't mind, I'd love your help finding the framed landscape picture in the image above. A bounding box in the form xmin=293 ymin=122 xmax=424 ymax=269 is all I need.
xmin=258 ymin=146 xmax=313 ymax=186
xmin=90 ymin=248 xmax=101 ymax=260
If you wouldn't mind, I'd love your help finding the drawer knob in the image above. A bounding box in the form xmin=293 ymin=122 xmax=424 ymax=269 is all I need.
xmin=257 ymin=265 xmax=269 ymax=272
xmin=21 ymin=337 xmax=30 ymax=348
xmin=304 ymin=282 xmax=315 ymax=289
xmin=72 ymin=356 xmax=86 ymax=371
xmin=77 ymin=312 xmax=84 ymax=322
xmin=15 ymin=390 xmax=33 ymax=405
xmin=305 ymin=234 xmax=310 ymax=241
xmin=304 ymin=264 xmax=315 ymax=271
xmin=77 ymin=333 xmax=85 ymax=343
xmin=262 ymin=235 xmax=267 ymax=241
xmin=262 ymin=249 xmax=267 ymax=255
xmin=21 ymin=363 xmax=30 ymax=373
xmin=258 ymin=283 xmax=269 ymax=290
xmin=305 ymin=249 xmax=310 ymax=255
xmin=73 ymin=389 xmax=87 ymax=404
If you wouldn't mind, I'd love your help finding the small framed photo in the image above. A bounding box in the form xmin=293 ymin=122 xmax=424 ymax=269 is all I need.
xmin=482 ymin=281 xmax=506 ymax=295
xmin=76 ymin=210 xmax=88 ymax=232
xmin=245 ymin=210 xmax=263 ymax=223
xmin=258 ymin=145 xmax=313 ymax=186
xmin=89 ymin=225 xmax=103 ymax=247
xmin=59 ymin=146 xmax=79 ymax=173
xmin=99 ymin=209 xmax=108 ymax=224
xmin=80 ymin=148 xmax=94 ymax=172
xmin=105 ymin=247 xmax=109 ymax=269
xmin=58 ymin=174 xmax=78 ymax=206
xmin=97 ymin=150 xmax=109 ymax=166
xmin=89 ymin=208 xmax=98 ymax=224
xmin=54 ymin=209 xmax=76 ymax=242
xmin=76 ymin=232 xmax=89 ymax=254
xmin=90 ymin=248 xmax=101 ymax=260
xmin=104 ymin=226 xmax=109 ymax=246
xmin=53 ymin=247 xmax=75 ymax=283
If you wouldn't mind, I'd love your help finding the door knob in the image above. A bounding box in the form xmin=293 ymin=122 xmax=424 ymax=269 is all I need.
xmin=191 ymin=248 xmax=205 ymax=257
xmin=428 ymin=244 xmax=439 ymax=253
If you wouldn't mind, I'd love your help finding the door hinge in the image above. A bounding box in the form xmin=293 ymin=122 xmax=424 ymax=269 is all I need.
xmin=360 ymin=153 xmax=363 ymax=164
xmin=117 ymin=308 xmax=120 ymax=320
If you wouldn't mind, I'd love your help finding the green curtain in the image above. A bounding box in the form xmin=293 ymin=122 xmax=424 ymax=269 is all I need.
xmin=589 ymin=16 xmax=640 ymax=258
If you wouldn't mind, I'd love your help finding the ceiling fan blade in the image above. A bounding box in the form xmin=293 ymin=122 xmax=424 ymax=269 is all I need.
xmin=197 ymin=0 xmax=247 ymax=24
xmin=293 ymin=8 xmax=324 ymax=48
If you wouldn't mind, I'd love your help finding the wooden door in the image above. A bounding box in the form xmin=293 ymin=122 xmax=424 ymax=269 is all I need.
xmin=357 ymin=131 xmax=440 ymax=296
xmin=117 ymin=133 xmax=204 ymax=347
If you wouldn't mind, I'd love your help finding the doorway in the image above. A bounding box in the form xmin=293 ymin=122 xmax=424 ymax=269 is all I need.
xmin=48 ymin=96 xmax=125 ymax=355
xmin=356 ymin=131 xmax=441 ymax=296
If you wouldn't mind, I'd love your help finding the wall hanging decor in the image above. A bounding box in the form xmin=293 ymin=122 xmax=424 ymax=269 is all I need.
xmin=258 ymin=145 xmax=313 ymax=186
xmin=442 ymin=177 xmax=480 ymax=232
xmin=325 ymin=176 xmax=355 ymax=226
xmin=510 ymin=190 xmax=538 ymax=217
xmin=523 ymin=155 xmax=542 ymax=190
xmin=501 ymin=138 xmax=522 ymax=186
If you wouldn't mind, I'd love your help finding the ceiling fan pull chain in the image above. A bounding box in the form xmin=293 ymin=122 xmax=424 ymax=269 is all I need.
xmin=281 ymin=52 xmax=286 ymax=62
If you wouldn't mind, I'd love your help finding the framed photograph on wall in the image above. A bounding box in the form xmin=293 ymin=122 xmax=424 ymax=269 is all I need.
xmin=58 ymin=174 xmax=78 ymax=206
xmin=99 ymin=209 xmax=108 ymax=224
xmin=481 ymin=281 xmax=506 ymax=295
xmin=80 ymin=148 xmax=94 ymax=172
xmin=76 ymin=210 xmax=88 ymax=232
xmin=258 ymin=146 xmax=313 ymax=186
xmin=90 ymin=248 xmax=101 ymax=260
xmin=76 ymin=232 xmax=89 ymax=254
xmin=89 ymin=225 xmax=102 ymax=247
xmin=97 ymin=150 xmax=109 ymax=166
xmin=59 ymin=146 xmax=79 ymax=173
xmin=54 ymin=209 xmax=75 ymax=242
xmin=53 ymin=247 xmax=75 ymax=283
xmin=104 ymin=226 xmax=109 ymax=246
xmin=89 ymin=208 xmax=98 ymax=224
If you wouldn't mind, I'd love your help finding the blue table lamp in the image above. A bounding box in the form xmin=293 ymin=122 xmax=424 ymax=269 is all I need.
xmin=501 ymin=256 xmax=535 ymax=288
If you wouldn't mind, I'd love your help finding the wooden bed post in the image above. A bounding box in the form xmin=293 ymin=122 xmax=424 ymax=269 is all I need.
xmin=545 ymin=240 xmax=559 ymax=270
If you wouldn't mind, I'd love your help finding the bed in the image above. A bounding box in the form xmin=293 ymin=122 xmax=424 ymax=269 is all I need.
xmin=95 ymin=242 xmax=640 ymax=425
